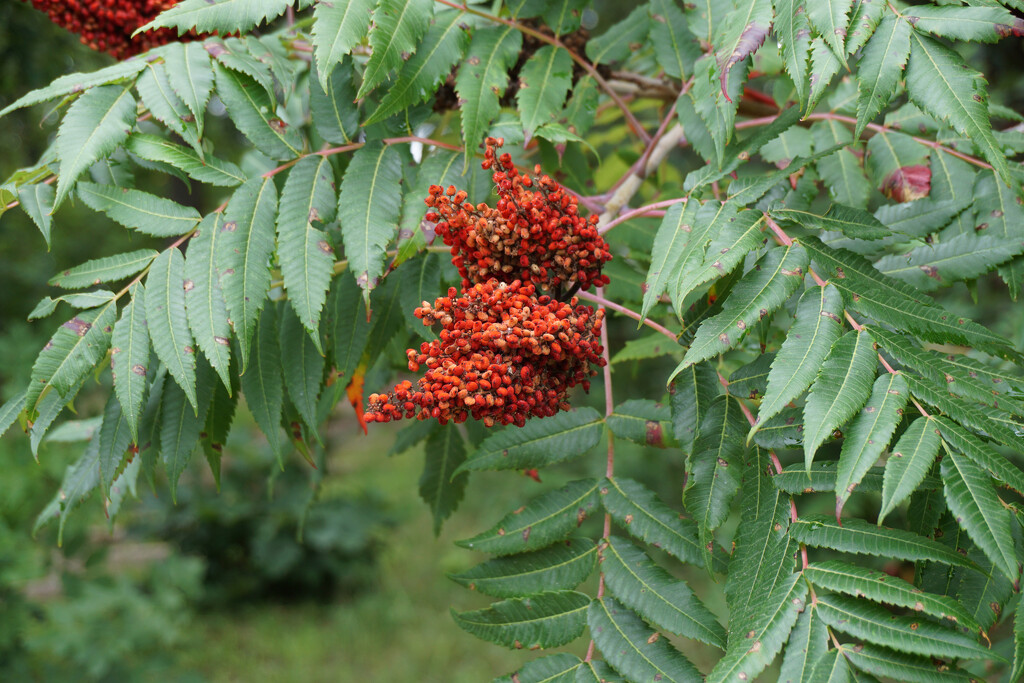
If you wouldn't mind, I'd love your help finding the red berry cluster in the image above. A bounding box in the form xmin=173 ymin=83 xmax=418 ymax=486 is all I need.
xmin=26 ymin=0 xmax=183 ymax=58
xmin=427 ymin=138 xmax=611 ymax=296
xmin=366 ymin=139 xmax=611 ymax=428
xmin=367 ymin=279 xmax=605 ymax=427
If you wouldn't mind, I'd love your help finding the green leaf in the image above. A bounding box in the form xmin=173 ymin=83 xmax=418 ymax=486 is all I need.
xmin=778 ymin=603 xmax=829 ymax=683
xmin=337 ymin=141 xmax=403 ymax=305
xmin=642 ymin=200 xmax=698 ymax=320
xmin=770 ymin=205 xmax=891 ymax=241
xmin=601 ymin=477 xmax=711 ymax=570
xmin=588 ymin=597 xmax=704 ymax=683
xmin=607 ymin=400 xmax=675 ymax=448
xmin=421 ymin=422 xmax=468 ymax=535
xmin=310 ymin=57 xmax=359 ymax=145
xmin=855 ymin=15 xmax=911 ymax=138
xmin=957 ymin=545 xmax=1013 ymax=631
xmin=239 ymin=302 xmax=283 ymax=457
xmin=27 ymin=302 xmax=116 ymax=412
xmin=804 ymin=560 xmax=982 ymax=633
xmin=873 ymin=196 xmax=970 ymax=240
xmin=674 ymin=244 xmax=808 ymax=376
xmin=842 ymin=642 xmax=973 ymax=682
xmin=936 ymin=417 xmax=1024 ymax=498
xmin=279 ymin=306 xmax=324 ymax=435
xmin=835 ymin=372 xmax=909 ymax=515
xmin=877 ymin=233 xmax=1023 ymax=290
xmin=76 ymin=181 xmax=202 ymax=237
xmin=449 ymin=537 xmax=597 ymax=598
xmin=127 ymin=134 xmax=245 ymax=187
xmin=904 ymin=374 xmax=1024 ymax=453
xmin=813 ymin=122 xmax=869 ymax=209
xmin=457 ymin=479 xmax=601 ymax=555
xmin=906 ymin=5 xmax=1024 ymax=44
xmin=871 ymin=327 xmax=1024 ymax=415
xmin=775 ymin=462 xmax=903 ymax=495
xmin=905 ymin=32 xmax=1010 ymax=185
xmin=135 ymin=62 xmax=201 ymax=153
xmin=456 ymin=407 xmax=604 ymax=474
xmin=802 ymin=237 xmax=1018 ymax=360
xmin=602 ymin=536 xmax=726 ymax=648
xmin=278 ymin=156 xmax=336 ymax=343
xmin=388 ymin=420 xmax=435 ymax=457
xmin=453 ymin=590 xmax=589 ymax=650
xmin=649 ymin=0 xmax=701 ymax=81
xmin=312 ymin=0 xmax=374 ymax=90
xmin=0 ymin=390 xmax=26 ymax=440
xmin=398 ymin=253 xmax=441 ymax=342
xmin=574 ymin=660 xmax=624 ymax=683
xmin=846 ymin=0 xmax=886 ymax=57
xmin=183 ymin=212 xmax=232 ymax=391
xmin=773 ymin=0 xmax=812 ymax=109
xmin=941 ymin=446 xmax=1019 ymax=581
xmin=218 ymin=176 xmax=278 ymax=368
xmin=713 ymin=0 xmax=772 ymax=94
xmin=669 ymin=361 xmax=720 ymax=455
xmin=1013 ymin=600 xmax=1024 ymax=683
xmin=807 ymin=0 xmax=853 ymax=62
xmin=160 ymin=360 xmax=213 ymax=502
xmin=726 ymin=353 xmax=774 ymax=401
xmin=808 ymin=650 xmax=850 ymax=683
xmin=202 ymin=370 xmax=238 ymax=486
xmin=816 ymin=594 xmax=997 ymax=661
xmin=97 ymin=393 xmax=133 ymax=499
xmin=808 ymin=38 xmax=843 ymax=114
xmin=879 ymin=416 xmax=941 ymax=523
xmin=163 ymin=42 xmax=213 ymax=138
xmin=358 ymin=0 xmax=433 ymax=98
xmin=18 ymin=183 xmax=54 ymax=246
xmin=34 ymin=431 xmax=100 ymax=545
xmin=685 ymin=396 xmax=745 ymax=565
xmin=455 ymin=26 xmax=522 ymax=169
xmin=725 ymin=447 xmax=795 ymax=637
xmin=214 ymin=63 xmax=301 ymax=160
xmin=327 ymin=273 xmax=370 ymax=383
xmin=495 ymin=654 xmax=582 ymax=683
xmin=49 ymin=249 xmax=157 ymax=290
xmin=790 ymin=515 xmax=978 ymax=569
xmin=586 ymin=5 xmax=649 ymax=65
xmin=516 ymin=45 xmax=573 ymax=141
xmin=54 ymin=85 xmax=136 ymax=210
xmin=366 ymin=10 xmax=470 ymax=125
xmin=670 ymin=205 xmax=764 ymax=314
xmin=110 ymin=283 xmax=150 ymax=441
xmin=708 ymin=573 xmax=807 ymax=683
xmin=137 ymin=0 xmax=290 ymax=34
xmin=755 ymin=285 xmax=844 ymax=437
xmin=0 ymin=59 xmax=146 ymax=119
xmin=145 ymin=247 xmax=197 ymax=412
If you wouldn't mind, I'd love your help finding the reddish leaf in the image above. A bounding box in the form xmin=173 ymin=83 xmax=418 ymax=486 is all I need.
xmin=880 ymin=164 xmax=931 ymax=202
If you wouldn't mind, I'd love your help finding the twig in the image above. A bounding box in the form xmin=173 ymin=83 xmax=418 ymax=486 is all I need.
xmin=262 ymin=136 xmax=462 ymax=178
xmin=576 ymin=290 xmax=678 ymax=341
xmin=597 ymin=197 xmax=688 ymax=235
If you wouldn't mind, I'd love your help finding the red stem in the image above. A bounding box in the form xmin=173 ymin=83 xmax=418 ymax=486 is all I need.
xmin=598 ymin=197 xmax=688 ymax=235
xmin=576 ymin=290 xmax=677 ymax=341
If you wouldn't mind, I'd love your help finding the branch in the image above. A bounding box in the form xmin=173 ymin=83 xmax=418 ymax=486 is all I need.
xmin=597 ymin=197 xmax=688 ymax=235
xmin=576 ymin=290 xmax=678 ymax=342
xmin=263 ymin=136 xmax=462 ymax=178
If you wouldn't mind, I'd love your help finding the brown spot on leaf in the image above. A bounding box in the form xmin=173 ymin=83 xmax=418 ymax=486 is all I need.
xmin=645 ymin=420 xmax=664 ymax=447
xmin=183 ymin=279 xmax=195 ymax=292
xmin=132 ymin=364 xmax=147 ymax=376
xmin=62 ymin=317 xmax=91 ymax=336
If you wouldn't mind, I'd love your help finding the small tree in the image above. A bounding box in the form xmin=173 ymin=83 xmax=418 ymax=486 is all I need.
xmin=3 ymin=1 xmax=1024 ymax=680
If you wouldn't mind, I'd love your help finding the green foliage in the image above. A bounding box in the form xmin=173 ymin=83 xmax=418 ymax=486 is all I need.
xmin=4 ymin=1 xmax=1024 ymax=679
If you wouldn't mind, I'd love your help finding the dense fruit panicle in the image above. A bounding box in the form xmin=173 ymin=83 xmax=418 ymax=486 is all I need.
xmin=426 ymin=137 xmax=611 ymax=296
xmin=366 ymin=279 xmax=606 ymax=427
xmin=25 ymin=0 xmax=183 ymax=58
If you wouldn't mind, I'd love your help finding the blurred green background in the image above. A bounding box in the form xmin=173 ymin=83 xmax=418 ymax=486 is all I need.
xmin=2 ymin=2 xmax=1023 ymax=681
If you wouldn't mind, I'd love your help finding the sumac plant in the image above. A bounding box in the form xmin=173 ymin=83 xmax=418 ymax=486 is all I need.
xmin=3 ymin=0 xmax=1024 ymax=680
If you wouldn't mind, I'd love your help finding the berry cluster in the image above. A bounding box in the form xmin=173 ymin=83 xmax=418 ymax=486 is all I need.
xmin=367 ymin=280 xmax=604 ymax=427
xmin=367 ymin=140 xmax=611 ymax=428
xmin=26 ymin=0 xmax=183 ymax=58
xmin=427 ymin=138 xmax=611 ymax=296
